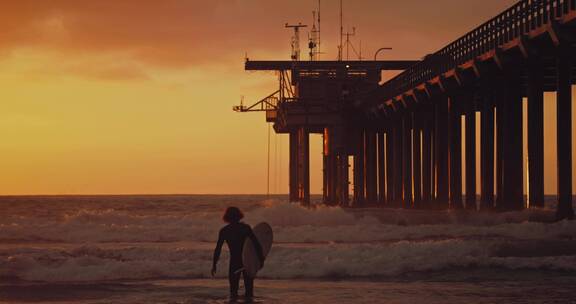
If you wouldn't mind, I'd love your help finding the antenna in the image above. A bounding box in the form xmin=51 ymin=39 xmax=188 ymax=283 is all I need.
xmin=318 ymin=0 xmax=321 ymax=60
xmin=308 ymin=0 xmax=322 ymax=61
xmin=285 ymin=23 xmax=307 ymax=61
xmin=344 ymin=27 xmax=355 ymax=60
xmin=338 ymin=0 xmax=343 ymax=61
xmin=308 ymin=11 xmax=320 ymax=61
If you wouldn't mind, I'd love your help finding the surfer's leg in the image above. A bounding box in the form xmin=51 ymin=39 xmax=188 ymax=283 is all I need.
xmin=228 ymin=270 xmax=240 ymax=298
xmin=243 ymin=271 xmax=254 ymax=298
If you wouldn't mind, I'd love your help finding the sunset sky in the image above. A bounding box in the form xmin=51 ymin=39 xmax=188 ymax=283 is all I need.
xmin=0 ymin=0 xmax=574 ymax=195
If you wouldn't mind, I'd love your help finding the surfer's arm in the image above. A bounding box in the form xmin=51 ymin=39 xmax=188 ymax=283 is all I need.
xmin=212 ymin=229 xmax=224 ymax=270
xmin=248 ymin=228 xmax=265 ymax=265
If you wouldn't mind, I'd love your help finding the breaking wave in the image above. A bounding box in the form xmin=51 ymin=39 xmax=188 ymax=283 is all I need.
xmin=1 ymin=199 xmax=575 ymax=282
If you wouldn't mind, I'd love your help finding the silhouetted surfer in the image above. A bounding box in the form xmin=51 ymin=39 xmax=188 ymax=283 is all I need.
xmin=212 ymin=207 xmax=264 ymax=301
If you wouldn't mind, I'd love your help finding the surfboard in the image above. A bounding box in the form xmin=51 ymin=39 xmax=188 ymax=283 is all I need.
xmin=242 ymin=222 xmax=273 ymax=278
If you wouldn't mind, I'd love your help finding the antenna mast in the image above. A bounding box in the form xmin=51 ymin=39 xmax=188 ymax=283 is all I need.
xmin=338 ymin=0 xmax=343 ymax=61
xmin=318 ymin=0 xmax=321 ymax=60
xmin=308 ymin=11 xmax=320 ymax=61
xmin=344 ymin=27 xmax=356 ymax=60
xmin=286 ymin=23 xmax=307 ymax=61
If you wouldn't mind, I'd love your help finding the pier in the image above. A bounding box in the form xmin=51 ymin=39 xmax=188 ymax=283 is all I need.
xmin=237 ymin=0 xmax=576 ymax=220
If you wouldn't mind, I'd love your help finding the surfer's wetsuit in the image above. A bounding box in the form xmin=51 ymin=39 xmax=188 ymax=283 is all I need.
xmin=213 ymin=222 xmax=264 ymax=298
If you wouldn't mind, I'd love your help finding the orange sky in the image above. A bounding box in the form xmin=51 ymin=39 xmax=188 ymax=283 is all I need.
xmin=0 ymin=0 xmax=573 ymax=195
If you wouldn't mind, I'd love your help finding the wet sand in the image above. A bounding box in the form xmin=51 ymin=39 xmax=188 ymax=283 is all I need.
xmin=2 ymin=272 xmax=575 ymax=304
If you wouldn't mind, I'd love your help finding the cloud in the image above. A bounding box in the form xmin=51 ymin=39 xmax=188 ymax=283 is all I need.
xmin=0 ymin=0 xmax=245 ymax=67
xmin=64 ymin=61 xmax=149 ymax=81
xmin=0 ymin=0 xmax=518 ymax=69
xmin=0 ymin=49 xmax=149 ymax=82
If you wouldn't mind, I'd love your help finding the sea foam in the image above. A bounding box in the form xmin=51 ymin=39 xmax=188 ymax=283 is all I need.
xmin=1 ymin=200 xmax=575 ymax=282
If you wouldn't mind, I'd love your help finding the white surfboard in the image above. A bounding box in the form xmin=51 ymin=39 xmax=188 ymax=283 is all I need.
xmin=242 ymin=222 xmax=273 ymax=278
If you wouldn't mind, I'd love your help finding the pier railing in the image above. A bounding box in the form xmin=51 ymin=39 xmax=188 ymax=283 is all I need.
xmin=379 ymin=0 xmax=576 ymax=100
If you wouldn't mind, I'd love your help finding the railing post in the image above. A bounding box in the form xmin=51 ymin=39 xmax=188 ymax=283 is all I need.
xmin=530 ymin=0 xmax=535 ymax=30
xmin=549 ymin=0 xmax=555 ymax=22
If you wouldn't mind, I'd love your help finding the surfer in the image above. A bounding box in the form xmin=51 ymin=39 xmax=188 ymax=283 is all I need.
xmin=212 ymin=206 xmax=265 ymax=301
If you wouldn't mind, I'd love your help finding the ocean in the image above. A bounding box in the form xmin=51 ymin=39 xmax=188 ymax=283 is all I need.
xmin=0 ymin=195 xmax=575 ymax=303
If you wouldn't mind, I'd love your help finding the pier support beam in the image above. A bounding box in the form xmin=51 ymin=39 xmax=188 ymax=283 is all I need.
xmin=465 ymin=101 xmax=477 ymax=210
xmin=322 ymin=152 xmax=329 ymax=203
xmin=495 ymin=88 xmax=504 ymax=208
xmin=527 ymin=58 xmax=545 ymax=208
xmin=480 ymin=92 xmax=495 ymax=210
xmin=353 ymin=129 xmax=365 ymax=206
xmin=403 ymin=114 xmax=413 ymax=208
xmin=435 ymin=96 xmax=450 ymax=209
xmin=322 ymin=132 xmax=329 ymax=203
xmin=430 ymin=107 xmax=436 ymax=205
xmin=297 ymin=127 xmax=310 ymax=205
xmin=501 ymin=71 xmax=524 ymax=210
xmin=386 ymin=125 xmax=396 ymax=205
xmin=336 ymin=136 xmax=350 ymax=207
xmin=334 ymin=126 xmax=350 ymax=206
xmin=322 ymin=126 xmax=350 ymax=206
xmin=329 ymin=153 xmax=338 ymax=204
xmin=365 ymin=130 xmax=378 ymax=204
xmin=289 ymin=130 xmax=299 ymax=202
xmin=413 ymin=113 xmax=422 ymax=208
xmin=378 ymin=131 xmax=386 ymax=205
xmin=449 ymin=96 xmax=463 ymax=209
xmin=393 ymin=120 xmax=404 ymax=207
xmin=322 ymin=128 xmax=338 ymax=205
xmin=556 ymin=46 xmax=574 ymax=220
xmin=422 ymin=110 xmax=433 ymax=206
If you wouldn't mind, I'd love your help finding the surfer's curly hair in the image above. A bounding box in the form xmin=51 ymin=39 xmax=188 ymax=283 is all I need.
xmin=223 ymin=206 xmax=244 ymax=223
